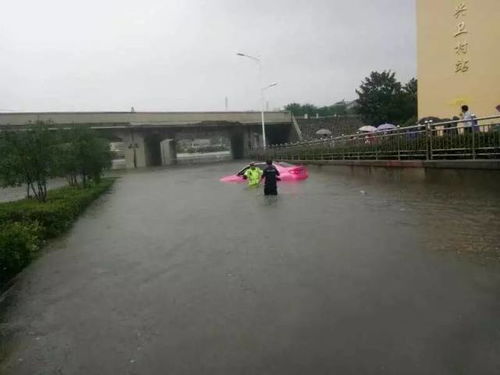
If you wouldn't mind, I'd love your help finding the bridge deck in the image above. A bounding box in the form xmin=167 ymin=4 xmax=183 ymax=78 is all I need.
xmin=0 ymin=111 xmax=292 ymax=127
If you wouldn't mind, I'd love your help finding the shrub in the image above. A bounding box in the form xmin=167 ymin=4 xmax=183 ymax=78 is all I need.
xmin=0 ymin=222 xmax=42 ymax=283
xmin=0 ymin=178 xmax=115 ymax=239
xmin=56 ymin=128 xmax=112 ymax=187
xmin=0 ymin=178 xmax=116 ymax=287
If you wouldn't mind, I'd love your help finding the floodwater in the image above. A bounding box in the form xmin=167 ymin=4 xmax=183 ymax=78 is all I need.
xmin=1 ymin=162 xmax=500 ymax=375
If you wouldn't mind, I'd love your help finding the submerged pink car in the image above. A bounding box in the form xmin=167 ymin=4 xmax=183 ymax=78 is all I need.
xmin=220 ymin=162 xmax=308 ymax=183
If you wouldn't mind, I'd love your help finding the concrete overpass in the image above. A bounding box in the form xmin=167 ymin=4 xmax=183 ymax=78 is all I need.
xmin=0 ymin=111 xmax=299 ymax=168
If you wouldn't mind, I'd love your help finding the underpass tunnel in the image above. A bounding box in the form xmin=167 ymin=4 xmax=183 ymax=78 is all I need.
xmin=144 ymin=133 xmax=164 ymax=166
xmin=266 ymin=124 xmax=293 ymax=146
xmin=143 ymin=133 xmax=177 ymax=167
xmin=116 ymin=123 xmax=285 ymax=167
xmin=230 ymin=130 xmax=246 ymax=159
xmin=108 ymin=137 xmax=126 ymax=170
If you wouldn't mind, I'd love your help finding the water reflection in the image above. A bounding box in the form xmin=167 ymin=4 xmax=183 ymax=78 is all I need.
xmin=309 ymin=165 xmax=500 ymax=262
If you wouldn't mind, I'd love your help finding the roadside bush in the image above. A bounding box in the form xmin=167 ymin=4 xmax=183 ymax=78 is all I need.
xmin=0 ymin=222 xmax=42 ymax=284
xmin=0 ymin=178 xmax=115 ymax=239
xmin=0 ymin=178 xmax=115 ymax=287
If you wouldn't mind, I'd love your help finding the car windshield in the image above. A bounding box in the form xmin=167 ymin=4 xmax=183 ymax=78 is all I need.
xmin=277 ymin=162 xmax=295 ymax=168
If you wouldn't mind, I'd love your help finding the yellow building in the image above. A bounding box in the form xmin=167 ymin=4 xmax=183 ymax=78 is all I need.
xmin=417 ymin=0 xmax=500 ymax=119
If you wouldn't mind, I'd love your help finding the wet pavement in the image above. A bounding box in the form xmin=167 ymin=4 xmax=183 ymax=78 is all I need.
xmin=1 ymin=162 xmax=500 ymax=375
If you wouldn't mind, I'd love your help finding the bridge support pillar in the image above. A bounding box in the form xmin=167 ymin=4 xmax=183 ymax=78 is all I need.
xmin=230 ymin=128 xmax=250 ymax=159
xmin=161 ymin=139 xmax=177 ymax=165
xmin=124 ymin=130 xmax=146 ymax=168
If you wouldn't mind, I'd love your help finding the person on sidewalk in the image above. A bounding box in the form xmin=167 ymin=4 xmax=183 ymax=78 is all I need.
xmin=460 ymin=105 xmax=478 ymax=133
xmin=261 ymin=160 xmax=280 ymax=196
xmin=243 ymin=163 xmax=263 ymax=187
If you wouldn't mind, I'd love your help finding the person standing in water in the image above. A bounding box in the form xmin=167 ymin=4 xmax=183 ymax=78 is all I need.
xmin=261 ymin=160 xmax=280 ymax=196
xmin=243 ymin=162 xmax=263 ymax=187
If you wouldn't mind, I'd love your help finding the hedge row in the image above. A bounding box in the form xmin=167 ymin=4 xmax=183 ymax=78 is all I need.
xmin=0 ymin=178 xmax=116 ymax=285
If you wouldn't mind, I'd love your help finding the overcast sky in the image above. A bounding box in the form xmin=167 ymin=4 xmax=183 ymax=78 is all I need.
xmin=1 ymin=0 xmax=416 ymax=112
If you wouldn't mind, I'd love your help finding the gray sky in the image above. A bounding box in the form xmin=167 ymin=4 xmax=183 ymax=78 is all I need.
xmin=1 ymin=0 xmax=416 ymax=112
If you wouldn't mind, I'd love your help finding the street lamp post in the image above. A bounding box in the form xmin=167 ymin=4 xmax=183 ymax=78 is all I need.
xmin=236 ymin=52 xmax=278 ymax=150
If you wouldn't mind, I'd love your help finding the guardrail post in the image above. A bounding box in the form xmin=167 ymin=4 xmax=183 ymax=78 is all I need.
xmin=425 ymin=122 xmax=432 ymax=160
xmin=471 ymin=127 xmax=476 ymax=159
xmin=397 ymin=130 xmax=401 ymax=160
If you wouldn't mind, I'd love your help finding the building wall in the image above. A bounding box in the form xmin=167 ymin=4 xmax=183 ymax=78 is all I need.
xmin=417 ymin=0 xmax=500 ymax=119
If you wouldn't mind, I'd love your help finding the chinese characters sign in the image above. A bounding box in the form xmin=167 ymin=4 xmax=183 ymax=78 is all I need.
xmin=453 ymin=2 xmax=470 ymax=73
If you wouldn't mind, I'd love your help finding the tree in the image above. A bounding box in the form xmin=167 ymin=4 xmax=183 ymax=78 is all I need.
xmin=284 ymin=103 xmax=318 ymax=117
xmin=355 ymin=70 xmax=406 ymax=125
xmin=0 ymin=124 xmax=57 ymax=201
xmin=0 ymin=125 xmax=112 ymax=202
xmin=284 ymin=103 xmax=303 ymax=116
xmin=401 ymin=78 xmax=418 ymax=125
xmin=285 ymin=100 xmax=357 ymax=118
xmin=56 ymin=128 xmax=112 ymax=187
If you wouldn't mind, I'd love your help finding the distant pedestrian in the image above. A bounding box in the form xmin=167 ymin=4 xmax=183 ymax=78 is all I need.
xmin=261 ymin=160 xmax=280 ymax=196
xmin=494 ymin=105 xmax=500 ymax=131
xmin=459 ymin=105 xmax=478 ymax=133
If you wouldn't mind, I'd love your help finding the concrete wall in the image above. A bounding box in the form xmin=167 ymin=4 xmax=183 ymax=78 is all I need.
xmin=417 ymin=0 xmax=500 ymax=118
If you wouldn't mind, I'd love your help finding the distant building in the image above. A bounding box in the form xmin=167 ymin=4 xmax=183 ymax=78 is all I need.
xmin=417 ymin=0 xmax=500 ymax=118
xmin=345 ymin=100 xmax=359 ymax=111
xmin=332 ymin=99 xmax=359 ymax=113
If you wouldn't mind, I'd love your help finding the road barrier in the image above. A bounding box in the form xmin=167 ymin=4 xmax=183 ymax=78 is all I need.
xmin=255 ymin=115 xmax=500 ymax=162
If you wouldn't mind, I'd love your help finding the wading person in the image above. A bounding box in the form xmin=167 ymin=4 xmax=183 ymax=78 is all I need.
xmin=243 ymin=162 xmax=262 ymax=187
xmin=261 ymin=160 xmax=280 ymax=196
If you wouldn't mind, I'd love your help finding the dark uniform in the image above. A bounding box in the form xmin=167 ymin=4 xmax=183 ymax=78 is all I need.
xmin=261 ymin=165 xmax=280 ymax=195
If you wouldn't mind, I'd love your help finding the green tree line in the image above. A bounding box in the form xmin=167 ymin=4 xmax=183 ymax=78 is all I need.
xmin=0 ymin=124 xmax=112 ymax=202
xmin=284 ymin=100 xmax=358 ymax=118
xmin=285 ymin=70 xmax=417 ymax=126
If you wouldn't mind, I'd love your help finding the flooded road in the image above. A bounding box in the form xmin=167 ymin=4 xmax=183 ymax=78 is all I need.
xmin=1 ymin=162 xmax=500 ymax=374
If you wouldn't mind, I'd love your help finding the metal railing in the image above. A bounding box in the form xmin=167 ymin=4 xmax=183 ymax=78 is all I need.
xmin=255 ymin=115 xmax=500 ymax=162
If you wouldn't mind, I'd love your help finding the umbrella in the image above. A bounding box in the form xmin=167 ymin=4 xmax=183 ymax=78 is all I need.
xmin=358 ymin=125 xmax=377 ymax=132
xmin=315 ymin=128 xmax=332 ymax=136
xmin=377 ymin=123 xmax=397 ymax=131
